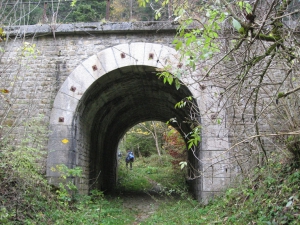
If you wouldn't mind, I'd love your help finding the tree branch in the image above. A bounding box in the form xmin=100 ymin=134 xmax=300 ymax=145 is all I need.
xmin=278 ymin=85 xmax=300 ymax=99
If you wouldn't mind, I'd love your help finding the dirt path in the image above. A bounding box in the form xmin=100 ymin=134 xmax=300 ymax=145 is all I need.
xmin=112 ymin=178 xmax=179 ymax=224
xmin=120 ymin=191 xmax=163 ymax=224
xmin=109 ymin=189 xmax=177 ymax=225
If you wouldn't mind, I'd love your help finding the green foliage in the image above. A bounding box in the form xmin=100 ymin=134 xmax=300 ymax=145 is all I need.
xmin=1 ymin=0 xmax=43 ymax=25
xmin=2 ymin=0 xmax=164 ymax=24
xmin=51 ymin=164 xmax=82 ymax=205
xmin=2 ymin=120 xmax=298 ymax=224
xmin=187 ymin=126 xmax=201 ymax=149
xmin=124 ymin=131 xmax=155 ymax=157
xmin=157 ymin=70 xmax=182 ymax=90
xmin=286 ymin=135 xmax=300 ymax=166
xmin=0 ymin=207 xmax=9 ymax=224
xmin=237 ymin=1 xmax=252 ymax=14
xmin=1 ymin=0 xmax=106 ymax=25
xmin=0 ymin=114 xmax=136 ymax=224
xmin=51 ymin=164 xmax=82 ymax=180
xmin=170 ymin=7 xmax=225 ymax=70
xmin=66 ymin=1 xmax=106 ymax=23
xmin=0 ymin=27 xmax=5 ymax=43
xmin=117 ymin=154 xmax=187 ymax=192
xmin=122 ymin=121 xmax=168 ymax=157
xmin=145 ymin=166 xmax=158 ymax=174
xmin=175 ymin=96 xmax=192 ymax=108
xmin=0 ymin=115 xmax=58 ymax=223
xmin=118 ymin=161 xmax=152 ymax=191
xmin=138 ymin=0 xmax=149 ymax=8
xmin=31 ymin=191 xmax=135 ymax=224
xmin=19 ymin=42 xmax=39 ymax=59
xmin=71 ymin=0 xmax=78 ymax=7
xmin=278 ymin=92 xmax=286 ymax=98
xmin=158 ymin=71 xmax=174 ymax=85
xmin=232 ymin=18 xmax=245 ymax=34
xmin=141 ymin=160 xmax=300 ymax=225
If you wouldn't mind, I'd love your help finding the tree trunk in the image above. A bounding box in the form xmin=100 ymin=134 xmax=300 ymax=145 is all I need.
xmin=106 ymin=0 xmax=110 ymax=20
xmin=137 ymin=144 xmax=142 ymax=157
xmin=168 ymin=0 xmax=172 ymax=20
xmin=151 ymin=121 xmax=161 ymax=156
xmin=130 ymin=0 xmax=133 ymax=21
xmin=43 ymin=2 xmax=48 ymax=23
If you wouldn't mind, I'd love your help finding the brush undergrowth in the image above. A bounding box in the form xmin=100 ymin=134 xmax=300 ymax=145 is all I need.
xmin=2 ymin=122 xmax=299 ymax=225
xmin=141 ymin=156 xmax=300 ymax=225
xmin=39 ymin=191 xmax=135 ymax=225
xmin=0 ymin=116 xmax=136 ymax=224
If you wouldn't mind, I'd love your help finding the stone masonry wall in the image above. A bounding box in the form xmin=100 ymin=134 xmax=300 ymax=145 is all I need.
xmin=1 ymin=22 xmax=233 ymax=202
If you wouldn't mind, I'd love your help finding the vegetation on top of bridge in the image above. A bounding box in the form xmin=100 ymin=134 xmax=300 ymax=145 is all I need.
xmin=0 ymin=0 xmax=171 ymax=26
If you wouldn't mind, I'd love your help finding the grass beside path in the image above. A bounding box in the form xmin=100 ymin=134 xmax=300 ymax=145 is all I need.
xmin=9 ymin=154 xmax=299 ymax=224
xmin=77 ymin=155 xmax=300 ymax=225
xmin=116 ymin=155 xmax=188 ymax=194
xmin=140 ymin=159 xmax=300 ymax=225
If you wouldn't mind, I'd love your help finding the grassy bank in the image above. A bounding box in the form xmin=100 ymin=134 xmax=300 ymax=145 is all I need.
xmin=1 ymin=152 xmax=299 ymax=224
xmin=141 ymin=159 xmax=300 ymax=225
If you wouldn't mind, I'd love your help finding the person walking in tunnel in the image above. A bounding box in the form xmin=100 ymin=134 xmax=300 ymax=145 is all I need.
xmin=125 ymin=150 xmax=134 ymax=170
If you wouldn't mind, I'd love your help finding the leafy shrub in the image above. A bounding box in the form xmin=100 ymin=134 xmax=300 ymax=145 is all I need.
xmin=286 ymin=135 xmax=300 ymax=167
xmin=0 ymin=115 xmax=59 ymax=223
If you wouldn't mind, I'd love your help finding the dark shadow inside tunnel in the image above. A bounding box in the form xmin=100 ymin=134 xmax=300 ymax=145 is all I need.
xmin=75 ymin=65 xmax=201 ymax=197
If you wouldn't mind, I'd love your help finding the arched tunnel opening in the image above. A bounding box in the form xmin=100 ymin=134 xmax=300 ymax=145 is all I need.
xmin=116 ymin=120 xmax=188 ymax=193
xmin=75 ymin=65 xmax=200 ymax=197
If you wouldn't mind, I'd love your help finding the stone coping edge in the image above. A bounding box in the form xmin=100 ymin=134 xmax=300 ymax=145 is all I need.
xmin=4 ymin=21 xmax=180 ymax=37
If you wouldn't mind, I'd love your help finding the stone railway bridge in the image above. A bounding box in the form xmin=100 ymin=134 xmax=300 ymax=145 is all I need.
xmin=3 ymin=22 xmax=232 ymax=201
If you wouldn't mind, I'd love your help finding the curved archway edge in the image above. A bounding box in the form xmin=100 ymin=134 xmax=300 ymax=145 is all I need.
xmin=46 ymin=42 xmax=191 ymax=184
xmin=47 ymin=42 xmax=230 ymax=202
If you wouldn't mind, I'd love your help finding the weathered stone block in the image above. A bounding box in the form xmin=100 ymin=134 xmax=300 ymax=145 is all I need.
xmin=49 ymin=108 xmax=75 ymax=126
xmin=97 ymin=47 xmax=119 ymax=73
xmin=202 ymin=177 xmax=231 ymax=192
xmin=52 ymin=92 xmax=79 ymax=112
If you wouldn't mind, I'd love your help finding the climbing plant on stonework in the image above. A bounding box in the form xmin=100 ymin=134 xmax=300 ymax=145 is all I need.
xmin=139 ymin=0 xmax=300 ymax=169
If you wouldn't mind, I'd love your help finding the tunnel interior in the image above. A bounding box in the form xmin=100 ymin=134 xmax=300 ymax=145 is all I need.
xmin=75 ymin=65 xmax=199 ymax=193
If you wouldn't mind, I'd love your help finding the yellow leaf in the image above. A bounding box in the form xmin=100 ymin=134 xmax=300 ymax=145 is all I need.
xmin=0 ymin=89 xmax=9 ymax=93
xmin=61 ymin=139 xmax=69 ymax=144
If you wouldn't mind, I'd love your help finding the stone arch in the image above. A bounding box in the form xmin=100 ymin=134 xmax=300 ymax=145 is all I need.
xmin=46 ymin=42 xmax=202 ymax=199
